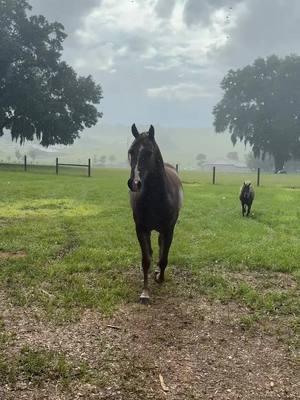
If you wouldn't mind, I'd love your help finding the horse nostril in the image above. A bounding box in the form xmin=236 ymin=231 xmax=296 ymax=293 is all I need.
xmin=128 ymin=178 xmax=141 ymax=192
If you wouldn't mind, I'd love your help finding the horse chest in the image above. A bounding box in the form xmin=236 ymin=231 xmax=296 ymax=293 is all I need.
xmin=134 ymin=195 xmax=171 ymax=229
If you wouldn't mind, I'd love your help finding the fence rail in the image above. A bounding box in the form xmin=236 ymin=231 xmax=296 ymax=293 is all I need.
xmin=0 ymin=156 xmax=92 ymax=177
xmin=56 ymin=158 xmax=91 ymax=176
xmin=55 ymin=157 xmax=91 ymax=177
xmin=211 ymin=166 xmax=261 ymax=186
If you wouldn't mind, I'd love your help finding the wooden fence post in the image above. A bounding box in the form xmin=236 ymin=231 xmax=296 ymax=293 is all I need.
xmin=24 ymin=155 xmax=27 ymax=171
xmin=176 ymin=163 xmax=179 ymax=173
xmin=56 ymin=158 xmax=58 ymax=175
xmin=257 ymin=167 xmax=260 ymax=187
xmin=212 ymin=166 xmax=216 ymax=184
xmin=88 ymin=158 xmax=91 ymax=177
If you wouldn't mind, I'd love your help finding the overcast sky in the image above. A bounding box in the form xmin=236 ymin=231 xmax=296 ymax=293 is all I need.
xmin=29 ymin=0 xmax=300 ymax=128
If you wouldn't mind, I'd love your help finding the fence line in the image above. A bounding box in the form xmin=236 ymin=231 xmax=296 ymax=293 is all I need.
xmin=211 ymin=166 xmax=261 ymax=186
xmin=56 ymin=158 xmax=91 ymax=177
xmin=0 ymin=156 xmax=92 ymax=177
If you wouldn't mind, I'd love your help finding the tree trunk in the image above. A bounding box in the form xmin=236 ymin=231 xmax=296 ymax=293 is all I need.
xmin=274 ymin=155 xmax=285 ymax=173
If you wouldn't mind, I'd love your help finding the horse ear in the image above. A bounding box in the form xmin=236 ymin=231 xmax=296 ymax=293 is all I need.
xmin=131 ymin=123 xmax=139 ymax=138
xmin=148 ymin=125 xmax=155 ymax=140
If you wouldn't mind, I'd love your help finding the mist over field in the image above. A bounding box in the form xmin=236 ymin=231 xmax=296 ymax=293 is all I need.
xmin=0 ymin=124 xmax=248 ymax=169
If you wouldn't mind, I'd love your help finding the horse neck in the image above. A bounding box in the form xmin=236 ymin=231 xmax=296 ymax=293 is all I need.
xmin=144 ymin=149 xmax=167 ymax=194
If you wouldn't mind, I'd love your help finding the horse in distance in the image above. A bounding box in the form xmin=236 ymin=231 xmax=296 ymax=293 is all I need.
xmin=239 ymin=181 xmax=255 ymax=216
xmin=127 ymin=124 xmax=183 ymax=304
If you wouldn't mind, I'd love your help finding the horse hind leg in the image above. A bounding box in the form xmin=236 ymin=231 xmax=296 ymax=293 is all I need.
xmin=247 ymin=202 xmax=252 ymax=216
xmin=155 ymin=228 xmax=174 ymax=284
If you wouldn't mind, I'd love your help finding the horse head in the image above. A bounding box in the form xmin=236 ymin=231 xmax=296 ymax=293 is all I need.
xmin=127 ymin=124 xmax=157 ymax=192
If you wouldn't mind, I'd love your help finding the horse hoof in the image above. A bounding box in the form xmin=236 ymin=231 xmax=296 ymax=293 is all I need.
xmin=139 ymin=294 xmax=150 ymax=305
xmin=154 ymin=270 xmax=164 ymax=283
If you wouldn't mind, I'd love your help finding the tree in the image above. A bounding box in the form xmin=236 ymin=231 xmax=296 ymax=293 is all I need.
xmin=28 ymin=148 xmax=38 ymax=162
xmin=226 ymin=151 xmax=239 ymax=161
xmin=15 ymin=149 xmax=22 ymax=161
xmin=99 ymin=155 xmax=106 ymax=166
xmin=245 ymin=152 xmax=274 ymax=172
xmin=109 ymin=154 xmax=116 ymax=163
xmin=196 ymin=153 xmax=206 ymax=167
xmin=0 ymin=0 xmax=102 ymax=147
xmin=213 ymin=54 xmax=300 ymax=172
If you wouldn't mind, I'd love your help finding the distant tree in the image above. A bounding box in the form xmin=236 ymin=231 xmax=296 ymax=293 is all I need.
xmin=226 ymin=151 xmax=239 ymax=161
xmin=213 ymin=54 xmax=300 ymax=172
xmin=99 ymin=155 xmax=106 ymax=166
xmin=28 ymin=148 xmax=38 ymax=162
xmin=245 ymin=152 xmax=273 ymax=172
xmin=109 ymin=154 xmax=116 ymax=163
xmin=15 ymin=149 xmax=22 ymax=160
xmin=196 ymin=153 xmax=206 ymax=167
xmin=0 ymin=0 xmax=102 ymax=147
xmin=285 ymin=158 xmax=300 ymax=172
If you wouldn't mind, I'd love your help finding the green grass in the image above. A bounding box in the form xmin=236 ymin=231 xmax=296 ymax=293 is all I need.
xmin=0 ymin=167 xmax=299 ymax=330
xmin=0 ymin=345 xmax=91 ymax=386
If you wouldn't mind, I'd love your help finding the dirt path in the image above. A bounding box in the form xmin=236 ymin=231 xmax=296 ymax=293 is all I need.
xmin=0 ymin=292 xmax=299 ymax=400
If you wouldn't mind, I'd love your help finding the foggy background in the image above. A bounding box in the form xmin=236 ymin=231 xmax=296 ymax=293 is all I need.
xmin=2 ymin=0 xmax=300 ymax=168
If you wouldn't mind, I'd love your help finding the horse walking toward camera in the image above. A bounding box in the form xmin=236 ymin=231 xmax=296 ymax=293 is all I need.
xmin=239 ymin=181 xmax=255 ymax=216
xmin=127 ymin=124 xmax=183 ymax=304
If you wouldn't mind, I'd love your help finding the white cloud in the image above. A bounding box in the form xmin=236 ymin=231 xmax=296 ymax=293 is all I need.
xmin=73 ymin=0 xmax=235 ymax=74
xmin=147 ymin=83 xmax=214 ymax=100
xmin=29 ymin=0 xmax=300 ymax=127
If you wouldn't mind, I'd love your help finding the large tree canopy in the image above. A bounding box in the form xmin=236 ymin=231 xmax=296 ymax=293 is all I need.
xmin=0 ymin=0 xmax=102 ymax=146
xmin=213 ymin=54 xmax=300 ymax=172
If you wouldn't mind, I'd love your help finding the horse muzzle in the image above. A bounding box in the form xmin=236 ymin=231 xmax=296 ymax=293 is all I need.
xmin=127 ymin=178 xmax=142 ymax=192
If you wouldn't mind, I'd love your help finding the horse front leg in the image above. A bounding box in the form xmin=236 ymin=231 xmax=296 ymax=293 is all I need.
xmin=155 ymin=228 xmax=174 ymax=283
xmin=136 ymin=227 xmax=152 ymax=304
xmin=242 ymin=203 xmax=246 ymax=216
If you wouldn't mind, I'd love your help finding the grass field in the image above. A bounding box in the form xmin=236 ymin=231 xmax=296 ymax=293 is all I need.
xmin=0 ymin=167 xmax=299 ymax=399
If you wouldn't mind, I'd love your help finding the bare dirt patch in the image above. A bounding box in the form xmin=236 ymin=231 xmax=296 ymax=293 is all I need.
xmin=0 ymin=290 xmax=299 ymax=400
xmin=227 ymin=270 xmax=298 ymax=292
xmin=0 ymin=251 xmax=27 ymax=260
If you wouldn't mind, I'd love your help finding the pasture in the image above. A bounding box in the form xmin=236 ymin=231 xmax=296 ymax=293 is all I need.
xmin=0 ymin=168 xmax=299 ymax=399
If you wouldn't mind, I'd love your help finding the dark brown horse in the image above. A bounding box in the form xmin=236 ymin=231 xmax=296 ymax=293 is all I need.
xmin=239 ymin=181 xmax=255 ymax=216
xmin=127 ymin=124 xmax=183 ymax=304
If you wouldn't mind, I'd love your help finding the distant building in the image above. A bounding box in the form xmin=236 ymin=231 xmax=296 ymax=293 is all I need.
xmin=203 ymin=159 xmax=250 ymax=172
